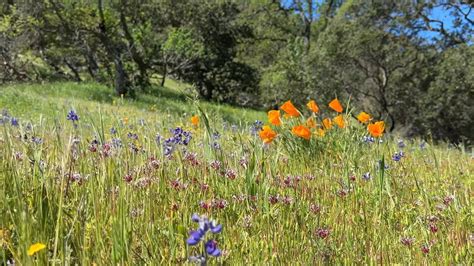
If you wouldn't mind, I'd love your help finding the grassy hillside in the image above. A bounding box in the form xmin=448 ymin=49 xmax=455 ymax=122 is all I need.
xmin=0 ymin=82 xmax=472 ymax=264
xmin=0 ymin=81 xmax=265 ymax=125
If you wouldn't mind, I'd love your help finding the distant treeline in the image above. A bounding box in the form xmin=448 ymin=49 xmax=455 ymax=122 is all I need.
xmin=1 ymin=1 xmax=473 ymax=144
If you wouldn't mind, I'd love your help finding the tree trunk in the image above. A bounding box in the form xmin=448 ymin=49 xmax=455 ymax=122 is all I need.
xmin=119 ymin=3 xmax=149 ymax=88
xmin=97 ymin=0 xmax=129 ymax=95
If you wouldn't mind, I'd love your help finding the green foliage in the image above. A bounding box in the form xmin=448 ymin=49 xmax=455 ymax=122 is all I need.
xmin=420 ymin=45 xmax=474 ymax=143
xmin=1 ymin=0 xmax=473 ymax=143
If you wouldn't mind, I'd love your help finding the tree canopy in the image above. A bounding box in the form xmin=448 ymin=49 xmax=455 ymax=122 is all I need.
xmin=1 ymin=0 xmax=473 ymax=143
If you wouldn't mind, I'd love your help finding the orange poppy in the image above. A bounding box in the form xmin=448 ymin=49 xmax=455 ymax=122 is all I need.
xmin=322 ymin=118 xmax=332 ymax=130
xmin=315 ymin=127 xmax=325 ymax=137
xmin=357 ymin=112 xmax=371 ymax=124
xmin=329 ymin=98 xmax=343 ymax=113
xmin=191 ymin=115 xmax=199 ymax=126
xmin=306 ymin=100 xmax=319 ymax=113
xmin=292 ymin=125 xmax=311 ymax=140
xmin=367 ymin=121 xmax=385 ymax=137
xmin=280 ymin=100 xmax=300 ymax=117
xmin=334 ymin=114 xmax=345 ymax=128
xmin=306 ymin=117 xmax=317 ymax=128
xmin=268 ymin=110 xmax=281 ymax=126
xmin=259 ymin=125 xmax=277 ymax=144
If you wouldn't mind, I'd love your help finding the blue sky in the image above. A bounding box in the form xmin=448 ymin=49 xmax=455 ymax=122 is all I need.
xmin=281 ymin=1 xmax=473 ymax=41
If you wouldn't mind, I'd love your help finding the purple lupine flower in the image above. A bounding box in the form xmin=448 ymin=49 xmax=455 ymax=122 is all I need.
xmin=250 ymin=120 xmax=263 ymax=136
xmin=420 ymin=142 xmax=427 ymax=150
xmin=163 ymin=127 xmax=192 ymax=156
xmin=110 ymin=127 xmax=117 ymax=134
xmin=362 ymin=136 xmax=375 ymax=143
xmin=362 ymin=172 xmax=371 ymax=181
xmin=205 ymin=240 xmax=221 ymax=257
xmin=112 ymin=138 xmax=122 ymax=148
xmin=31 ymin=136 xmax=43 ymax=145
xmin=11 ymin=117 xmax=19 ymax=127
xmin=392 ymin=152 xmax=402 ymax=162
xmin=186 ymin=214 xmax=223 ymax=260
xmin=66 ymin=110 xmax=79 ymax=122
xmin=398 ymin=139 xmax=406 ymax=148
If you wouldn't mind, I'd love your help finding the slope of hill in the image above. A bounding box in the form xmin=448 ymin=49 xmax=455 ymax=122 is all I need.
xmin=0 ymin=82 xmax=472 ymax=264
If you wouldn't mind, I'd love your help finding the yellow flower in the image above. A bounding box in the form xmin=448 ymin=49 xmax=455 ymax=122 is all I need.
xmin=333 ymin=114 xmax=345 ymax=128
xmin=315 ymin=127 xmax=325 ymax=137
xmin=28 ymin=243 xmax=46 ymax=256
xmin=123 ymin=117 xmax=129 ymax=125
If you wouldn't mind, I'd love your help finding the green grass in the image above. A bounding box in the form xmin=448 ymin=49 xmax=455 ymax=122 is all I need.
xmin=0 ymin=81 xmax=265 ymax=125
xmin=0 ymin=82 xmax=472 ymax=264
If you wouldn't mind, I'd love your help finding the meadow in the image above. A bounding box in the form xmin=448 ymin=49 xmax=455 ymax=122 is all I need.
xmin=0 ymin=82 xmax=472 ymax=265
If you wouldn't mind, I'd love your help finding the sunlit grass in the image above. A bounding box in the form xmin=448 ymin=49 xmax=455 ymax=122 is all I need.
xmin=0 ymin=82 xmax=472 ymax=264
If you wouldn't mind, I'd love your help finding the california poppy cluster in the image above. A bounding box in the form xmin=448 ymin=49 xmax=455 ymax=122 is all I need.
xmin=259 ymin=98 xmax=385 ymax=144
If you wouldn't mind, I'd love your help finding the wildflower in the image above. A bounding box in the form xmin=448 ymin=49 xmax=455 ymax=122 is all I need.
xmin=429 ymin=223 xmax=438 ymax=233
xmin=306 ymin=117 xmax=316 ymax=128
xmin=268 ymin=110 xmax=281 ymax=126
xmin=397 ymin=139 xmax=406 ymax=148
xmin=205 ymin=240 xmax=222 ymax=257
xmin=362 ymin=172 xmax=372 ymax=181
xmin=315 ymin=127 xmax=325 ymax=137
xmin=307 ymin=100 xmax=319 ymax=113
xmin=66 ymin=110 xmax=79 ymax=122
xmin=400 ymin=237 xmax=415 ymax=247
xmin=250 ymin=120 xmax=264 ymax=135
xmin=110 ymin=127 xmax=117 ymax=134
xmin=210 ymin=160 xmax=221 ymax=171
xmin=443 ymin=195 xmax=454 ymax=206
xmin=420 ymin=142 xmax=427 ymax=150
xmin=27 ymin=243 xmax=46 ymax=256
xmin=11 ymin=117 xmax=19 ymax=127
xmin=316 ymin=228 xmax=330 ymax=239
xmin=239 ymin=156 xmax=248 ymax=168
xmin=112 ymin=138 xmax=122 ymax=148
xmin=259 ymin=126 xmax=277 ymax=144
xmin=322 ymin=118 xmax=332 ymax=130
xmin=225 ymin=169 xmax=237 ymax=180
xmin=310 ymin=204 xmax=321 ymax=214
xmin=333 ymin=114 xmax=345 ymax=128
xmin=186 ymin=214 xmax=222 ymax=257
xmin=292 ymin=125 xmax=311 ymax=140
xmin=362 ymin=136 xmax=375 ymax=143
xmin=269 ymin=195 xmax=279 ymax=204
xmin=421 ymin=244 xmax=430 ymax=254
xmin=163 ymin=127 xmax=192 ymax=156
xmin=357 ymin=112 xmax=371 ymax=124
xmin=280 ymin=100 xmax=300 ymax=117
xmin=124 ymin=174 xmax=133 ymax=183
xmin=328 ymin=98 xmax=343 ymax=113
xmin=392 ymin=152 xmax=402 ymax=162
xmin=367 ymin=121 xmax=385 ymax=138
xmin=191 ymin=115 xmax=199 ymax=126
